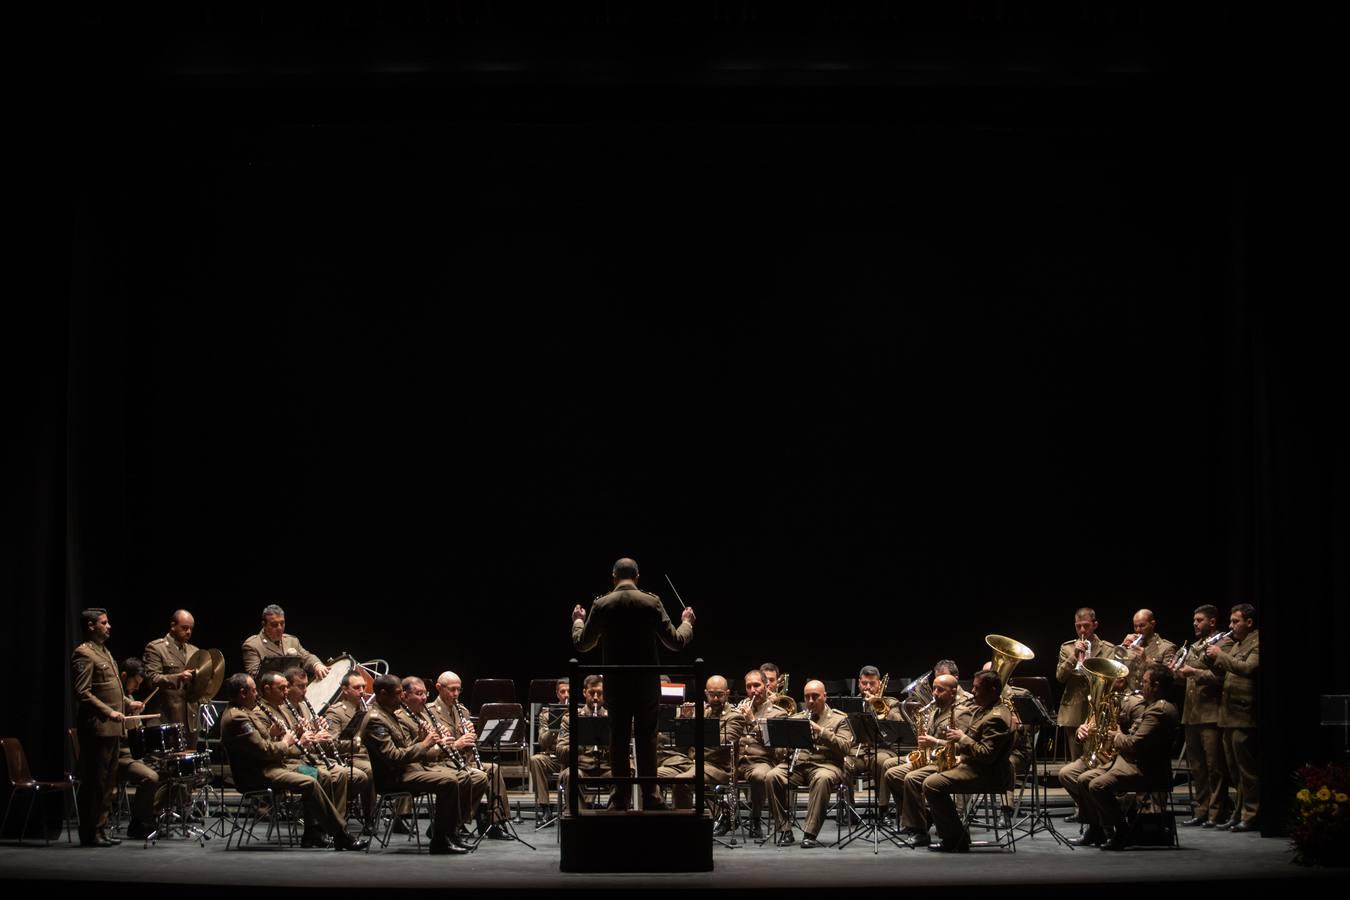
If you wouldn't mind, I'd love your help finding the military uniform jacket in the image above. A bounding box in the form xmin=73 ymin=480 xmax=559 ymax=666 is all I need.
xmin=682 ymin=705 xmax=743 ymax=770
xmin=323 ymin=697 xmax=370 ymax=759
xmin=362 ymin=704 xmax=433 ymax=789
xmin=953 ymin=703 xmax=1014 ymax=774
xmin=571 ymin=586 xmax=693 ymax=665
xmin=1108 ymin=698 xmax=1179 ymax=780
xmin=1212 ymin=631 xmax=1259 ymax=729
xmin=792 ymin=705 xmax=853 ymax=776
xmin=1055 ymin=637 xmax=1119 ymax=726
xmin=537 ymin=705 xmax=559 ymax=754
xmin=221 ymin=703 xmax=300 ymax=790
xmin=241 ymin=631 xmax=322 ymax=679
xmin=72 ymin=641 xmax=126 ymax=738
xmin=555 ymin=706 xmax=609 ymax=771
xmin=1123 ymin=633 xmax=1178 ymax=688
xmin=143 ymin=633 xmax=201 ymax=728
xmin=738 ymin=699 xmax=788 ymax=765
xmin=1181 ymin=637 xmax=1224 ymax=725
xmin=852 ymin=696 xmax=904 ymax=757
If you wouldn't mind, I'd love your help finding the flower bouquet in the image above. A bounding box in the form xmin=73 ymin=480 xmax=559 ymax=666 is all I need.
xmin=1291 ymin=763 xmax=1350 ymax=866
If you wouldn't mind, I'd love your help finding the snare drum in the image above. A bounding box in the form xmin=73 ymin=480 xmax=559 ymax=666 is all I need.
xmin=161 ymin=750 xmax=211 ymax=781
xmin=127 ymin=723 xmax=187 ymax=759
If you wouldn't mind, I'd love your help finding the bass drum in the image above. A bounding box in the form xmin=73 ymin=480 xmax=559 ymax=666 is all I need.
xmin=305 ymin=654 xmax=360 ymax=716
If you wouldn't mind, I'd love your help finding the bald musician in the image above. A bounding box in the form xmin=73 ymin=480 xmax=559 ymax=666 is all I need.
xmin=767 ymin=680 xmax=853 ymax=848
xmin=891 ymin=673 xmax=975 ymax=843
xmin=1116 ymin=608 xmax=1178 ymax=689
xmin=241 ymin=604 xmax=329 ymax=681
xmin=429 ymin=672 xmax=507 ymax=836
xmin=142 ymin=610 xmax=202 ymax=745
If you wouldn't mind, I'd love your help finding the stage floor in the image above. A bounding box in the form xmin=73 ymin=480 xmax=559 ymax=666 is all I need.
xmin=1 ymin=817 xmax=1341 ymax=896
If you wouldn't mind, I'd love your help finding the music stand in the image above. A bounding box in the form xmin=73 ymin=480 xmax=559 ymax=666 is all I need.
xmin=1008 ymin=692 xmax=1072 ymax=848
xmin=836 ymin=714 xmax=907 ymax=852
xmin=758 ymin=718 xmax=816 ymax=845
xmin=468 ymin=717 xmax=536 ymax=851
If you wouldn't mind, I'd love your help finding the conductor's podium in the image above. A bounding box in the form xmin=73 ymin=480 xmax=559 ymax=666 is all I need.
xmin=559 ymin=808 xmax=714 ymax=873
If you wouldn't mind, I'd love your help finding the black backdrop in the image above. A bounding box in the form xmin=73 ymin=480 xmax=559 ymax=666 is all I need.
xmin=7 ymin=5 xmax=1346 ymax=837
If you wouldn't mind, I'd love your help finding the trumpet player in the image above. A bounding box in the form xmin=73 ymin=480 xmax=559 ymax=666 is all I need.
xmin=767 ymin=680 xmax=853 ymax=848
xmin=1056 ymin=607 xmax=1117 ymax=762
xmin=431 ymin=671 xmax=510 ymax=837
xmin=1058 ymin=670 xmax=1142 ymax=844
xmin=846 ymin=666 xmax=903 ymax=811
xmin=892 ymin=673 xmax=974 ymax=843
xmin=736 ymin=668 xmax=787 ymax=839
xmin=1116 ymin=609 xmax=1178 ymax=689
xmin=1175 ymin=604 xmax=1232 ymax=827
xmin=1207 ymin=603 xmax=1259 ymax=832
xmin=257 ymin=671 xmax=350 ymax=827
xmin=284 ymin=667 xmax=373 ymax=822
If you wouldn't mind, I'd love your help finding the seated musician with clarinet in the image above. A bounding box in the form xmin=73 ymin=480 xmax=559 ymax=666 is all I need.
xmin=766 ymin=679 xmax=853 ymax=848
xmin=430 ymin=671 xmax=509 ymax=838
xmin=284 ymin=666 xmax=373 ymax=825
xmin=556 ymin=674 xmax=612 ymax=808
xmin=405 ymin=676 xmax=491 ymax=840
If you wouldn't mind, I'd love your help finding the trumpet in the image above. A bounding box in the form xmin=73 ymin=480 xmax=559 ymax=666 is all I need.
xmin=1170 ymin=629 xmax=1232 ymax=671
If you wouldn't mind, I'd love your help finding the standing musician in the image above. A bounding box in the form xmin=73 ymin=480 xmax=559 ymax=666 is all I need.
xmin=1055 ymin=607 xmax=1118 ymax=761
xmin=1207 ymin=603 xmax=1260 ymax=832
xmin=921 ymin=669 xmax=1016 ymax=853
xmin=1175 ymin=604 xmax=1233 ymax=827
xmin=1116 ymin=608 xmax=1178 ymax=688
xmin=555 ymin=674 xmax=612 ymax=808
xmin=256 ymin=671 xmax=350 ymax=826
xmin=1077 ymin=664 xmax=1180 ymax=850
xmin=891 ymin=673 xmax=975 ymax=843
xmin=361 ymin=674 xmax=470 ymax=854
xmin=72 ymin=607 xmax=143 ymax=847
xmin=571 ymin=557 xmax=696 ymax=811
xmin=219 ymin=673 xmax=366 ymax=850
xmin=737 ymin=668 xmax=787 ymax=839
xmin=429 ymin=671 xmax=507 ymax=836
xmin=285 ymin=667 xmax=373 ymax=822
xmin=1057 ymin=670 xmax=1145 ymax=845
xmin=526 ymin=678 xmax=569 ymax=813
xmin=241 ymin=604 xmax=330 ymax=681
xmin=766 ymin=680 xmax=853 ymax=848
xmin=846 ymin=665 xmax=904 ymax=813
xmin=116 ymin=658 xmax=164 ymax=840
xmin=142 ymin=610 xmax=202 ymax=746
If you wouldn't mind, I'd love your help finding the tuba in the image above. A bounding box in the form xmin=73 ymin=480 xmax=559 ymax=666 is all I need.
xmin=985 ymin=635 xmax=1035 ymax=701
xmin=1079 ymin=657 xmax=1131 ymax=768
xmin=771 ymin=673 xmax=797 ymax=715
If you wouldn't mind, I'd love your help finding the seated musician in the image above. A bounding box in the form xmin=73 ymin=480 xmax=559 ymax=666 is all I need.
xmin=921 ymin=669 xmax=1015 ymax=853
xmin=219 ymin=673 xmax=366 ymax=850
xmin=241 ymin=604 xmax=330 ymax=681
xmin=284 ymin=667 xmax=373 ymax=824
xmin=1058 ymin=671 xmax=1144 ymax=845
xmin=737 ymin=668 xmax=786 ymax=839
xmin=981 ymin=660 xmax=1034 ymax=782
xmin=526 ymin=678 xmax=569 ymax=816
xmin=680 ymin=675 xmax=745 ymax=832
xmin=321 ymin=671 xmax=376 ymax=819
xmin=555 ymin=674 xmax=612 ymax=808
xmin=361 ymin=674 xmax=470 ymax=854
xmin=117 ymin=658 xmax=165 ymax=840
xmin=405 ymin=676 xmax=492 ymax=839
xmin=759 ymin=662 xmax=784 ymax=699
xmin=767 ymin=679 xmax=853 ymax=848
xmin=890 ymin=673 xmax=975 ymax=843
xmin=428 ymin=671 xmax=508 ymax=837
xmin=1079 ymin=664 xmax=1180 ymax=850
xmin=256 ymin=672 xmax=351 ymax=835
xmin=845 ymin=665 xmax=904 ymax=813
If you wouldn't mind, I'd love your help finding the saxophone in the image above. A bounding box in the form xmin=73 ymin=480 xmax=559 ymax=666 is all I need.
xmin=907 ymin=699 xmax=937 ymax=768
xmin=932 ymin=704 xmax=959 ymax=771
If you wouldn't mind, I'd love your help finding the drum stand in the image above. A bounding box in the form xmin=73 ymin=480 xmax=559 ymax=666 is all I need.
xmin=146 ymin=776 xmax=212 ymax=847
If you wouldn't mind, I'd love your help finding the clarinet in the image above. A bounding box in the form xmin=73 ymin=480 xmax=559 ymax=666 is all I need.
xmin=405 ymin=702 xmax=466 ymax=770
xmin=285 ymin=698 xmax=336 ymax=769
xmin=304 ymin=698 xmax=348 ymax=765
xmin=258 ymin=700 xmax=323 ymax=769
xmin=456 ymin=703 xmax=484 ymax=770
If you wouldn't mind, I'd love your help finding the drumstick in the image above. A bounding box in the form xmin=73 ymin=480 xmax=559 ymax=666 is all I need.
xmin=141 ymin=685 xmax=161 ymax=706
xmin=123 ymin=714 xmax=162 ymax=721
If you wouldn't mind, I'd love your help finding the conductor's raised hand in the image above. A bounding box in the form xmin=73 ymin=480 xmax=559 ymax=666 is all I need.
xmin=572 ymin=605 xmax=587 ymax=623
xmin=682 ymin=607 xmax=696 ymax=626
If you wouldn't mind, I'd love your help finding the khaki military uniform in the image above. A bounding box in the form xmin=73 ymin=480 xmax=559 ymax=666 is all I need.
xmin=845 ymin=695 xmax=903 ymax=809
xmin=527 ymin=705 xmax=562 ymax=804
xmin=735 ymin=698 xmax=787 ymax=825
xmin=922 ymin=702 xmax=1015 ymax=850
xmin=657 ymin=746 xmax=695 ymax=809
xmin=555 ymin=706 xmax=612 ymax=808
xmin=680 ymin=703 xmax=744 ymax=787
xmin=1212 ymin=630 xmax=1259 ymax=825
xmin=1180 ymin=635 xmax=1231 ymax=824
xmin=320 ymin=697 xmax=376 ymax=821
xmin=361 ymin=703 xmax=466 ymax=839
xmin=767 ymin=705 xmax=853 ymax=839
xmin=220 ymin=702 xmax=347 ymax=836
xmin=1080 ymin=698 xmax=1180 ymax=834
xmin=1120 ymin=633 xmax=1178 ymax=689
xmin=428 ymin=697 xmax=504 ymax=825
xmin=142 ymin=633 xmax=202 ymax=744
xmin=1055 ymin=637 xmax=1118 ymax=758
xmin=1058 ymin=691 xmax=1147 ymax=823
xmin=72 ymin=640 xmax=126 ymax=843
xmin=893 ymin=697 xmax=976 ymax=831
xmin=260 ymin=700 xmax=350 ymax=818
xmin=241 ymin=631 xmax=322 ymax=679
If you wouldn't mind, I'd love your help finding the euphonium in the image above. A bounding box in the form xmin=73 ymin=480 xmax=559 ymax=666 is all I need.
xmin=771 ymin=673 xmax=797 ymax=715
xmin=985 ymin=635 xmax=1035 ymax=702
xmin=1078 ymin=657 xmax=1130 ymax=767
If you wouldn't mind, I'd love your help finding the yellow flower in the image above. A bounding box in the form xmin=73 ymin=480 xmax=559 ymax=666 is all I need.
xmin=1336 ymin=792 xmax=1348 ymax=803
xmin=1298 ymin=788 xmax=1311 ymax=801
xmin=1317 ymin=787 xmax=1332 ymax=801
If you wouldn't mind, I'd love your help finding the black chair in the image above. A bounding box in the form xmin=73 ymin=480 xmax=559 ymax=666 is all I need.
xmin=470 ymin=679 xmax=516 ymax=714
xmin=1 ymin=736 xmax=75 ymax=845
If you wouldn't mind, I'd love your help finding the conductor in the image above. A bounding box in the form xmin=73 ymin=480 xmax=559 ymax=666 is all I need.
xmin=572 ymin=558 xmax=695 ymax=810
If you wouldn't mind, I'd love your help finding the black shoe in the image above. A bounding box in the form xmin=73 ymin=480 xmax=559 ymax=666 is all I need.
xmin=301 ymin=830 xmax=330 ymax=848
xmin=80 ymin=837 xmax=118 ymax=847
xmin=333 ymin=832 xmax=369 ymax=851
xmin=1202 ymin=820 xmax=1217 ymax=828
xmin=429 ymin=839 xmax=470 ymax=855
xmin=1181 ymin=816 xmax=1207 ymax=827
xmin=911 ymin=832 xmax=931 ymax=847
xmin=485 ymin=824 xmax=512 ymax=840
xmin=929 ymin=841 xmax=969 ymax=853
xmin=800 ymin=836 xmax=824 ymax=848
xmin=747 ymin=820 xmax=764 ymax=839
xmin=1070 ymin=826 xmax=1105 ymax=847
xmin=125 ymin=822 xmax=150 ymax=840
xmin=774 ymin=831 xmax=795 ymax=847
xmin=96 ymin=831 xmax=122 ymax=845
xmin=1102 ymin=834 xmax=1128 ymax=851
xmin=1064 ymin=813 xmax=1080 ymax=824
xmin=898 ymin=825 xmax=923 ymax=837
xmin=1231 ymin=821 xmax=1255 ymax=833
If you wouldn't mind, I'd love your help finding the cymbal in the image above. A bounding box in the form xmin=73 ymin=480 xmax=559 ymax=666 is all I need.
xmin=187 ymin=648 xmax=226 ymax=702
